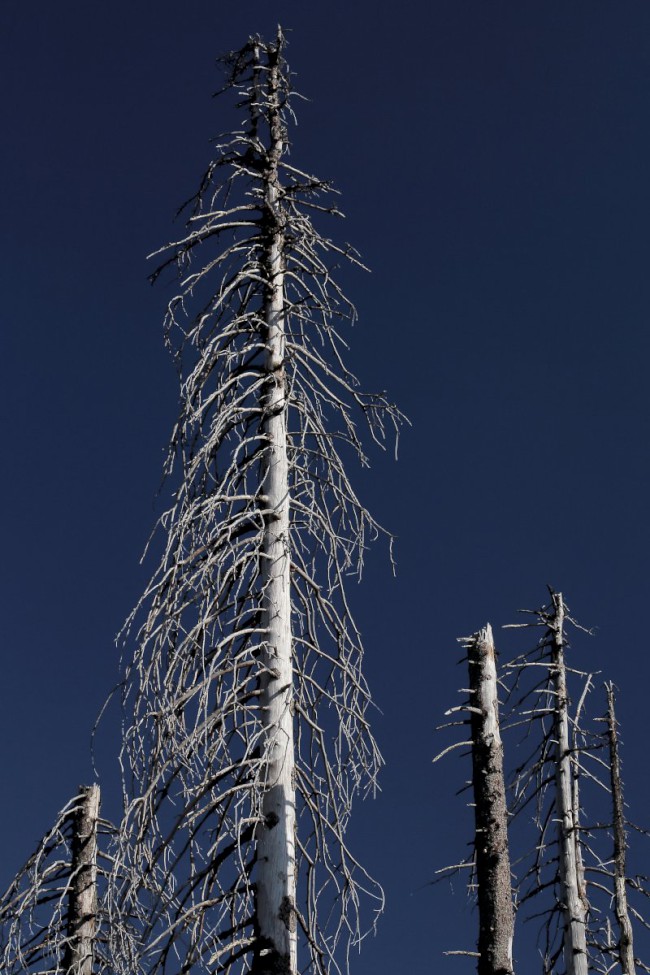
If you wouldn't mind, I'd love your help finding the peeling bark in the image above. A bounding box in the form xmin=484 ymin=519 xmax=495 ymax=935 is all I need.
xmin=606 ymin=683 xmax=636 ymax=975
xmin=468 ymin=624 xmax=515 ymax=975
xmin=63 ymin=784 xmax=100 ymax=975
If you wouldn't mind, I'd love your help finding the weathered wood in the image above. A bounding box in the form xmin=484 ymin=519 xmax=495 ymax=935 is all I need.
xmin=468 ymin=624 xmax=515 ymax=975
xmin=550 ymin=593 xmax=588 ymax=975
xmin=254 ymin=29 xmax=297 ymax=975
xmin=606 ymin=683 xmax=636 ymax=975
xmin=63 ymin=784 xmax=100 ymax=975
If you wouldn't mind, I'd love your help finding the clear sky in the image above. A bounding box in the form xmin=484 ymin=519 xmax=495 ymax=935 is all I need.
xmin=1 ymin=1 xmax=649 ymax=971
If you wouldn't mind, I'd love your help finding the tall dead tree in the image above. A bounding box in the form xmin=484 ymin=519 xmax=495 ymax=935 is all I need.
xmin=549 ymin=592 xmax=589 ymax=975
xmin=113 ymin=28 xmax=400 ymax=975
xmin=62 ymin=785 xmax=100 ymax=975
xmin=433 ymin=624 xmax=515 ymax=974
xmin=503 ymin=590 xmax=594 ymax=975
xmin=606 ymin=683 xmax=636 ymax=975
xmin=467 ymin=625 xmax=515 ymax=975
xmin=0 ymin=784 xmax=121 ymax=975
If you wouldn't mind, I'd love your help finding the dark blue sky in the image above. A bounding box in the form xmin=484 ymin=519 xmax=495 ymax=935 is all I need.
xmin=2 ymin=2 xmax=649 ymax=971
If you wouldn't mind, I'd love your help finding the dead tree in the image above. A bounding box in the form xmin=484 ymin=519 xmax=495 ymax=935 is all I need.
xmin=605 ymin=683 xmax=636 ymax=975
xmin=0 ymin=784 xmax=124 ymax=974
xmin=439 ymin=593 xmax=650 ymax=975
xmin=113 ymin=28 xmax=401 ymax=975
xmin=433 ymin=624 xmax=515 ymax=974
xmin=549 ymin=593 xmax=589 ymax=975
xmin=468 ymin=625 xmax=515 ymax=975
xmin=502 ymin=590 xmax=596 ymax=975
xmin=581 ymin=681 xmax=650 ymax=975
xmin=62 ymin=785 xmax=100 ymax=975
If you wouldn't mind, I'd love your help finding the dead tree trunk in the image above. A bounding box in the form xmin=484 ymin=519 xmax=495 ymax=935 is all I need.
xmin=606 ymin=683 xmax=636 ymax=975
xmin=63 ymin=784 xmax=100 ymax=975
xmin=254 ymin=35 xmax=297 ymax=975
xmin=550 ymin=593 xmax=588 ymax=975
xmin=467 ymin=624 xmax=515 ymax=975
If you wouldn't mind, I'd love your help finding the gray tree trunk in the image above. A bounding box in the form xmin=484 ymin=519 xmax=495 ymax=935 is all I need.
xmin=550 ymin=593 xmax=588 ymax=975
xmin=254 ymin=36 xmax=297 ymax=975
xmin=468 ymin=624 xmax=515 ymax=975
xmin=63 ymin=784 xmax=100 ymax=975
xmin=606 ymin=683 xmax=636 ymax=975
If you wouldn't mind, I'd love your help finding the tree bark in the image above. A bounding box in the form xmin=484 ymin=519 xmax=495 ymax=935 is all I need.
xmin=63 ymin=784 xmax=100 ymax=975
xmin=468 ymin=624 xmax=515 ymax=975
xmin=254 ymin=32 xmax=297 ymax=975
xmin=550 ymin=593 xmax=588 ymax=975
xmin=606 ymin=683 xmax=636 ymax=975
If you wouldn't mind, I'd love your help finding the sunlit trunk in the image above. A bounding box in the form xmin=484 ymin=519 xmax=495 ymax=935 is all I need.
xmin=254 ymin=38 xmax=296 ymax=975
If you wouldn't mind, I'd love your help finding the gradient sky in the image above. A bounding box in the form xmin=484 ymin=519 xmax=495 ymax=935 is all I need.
xmin=2 ymin=2 xmax=650 ymax=971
